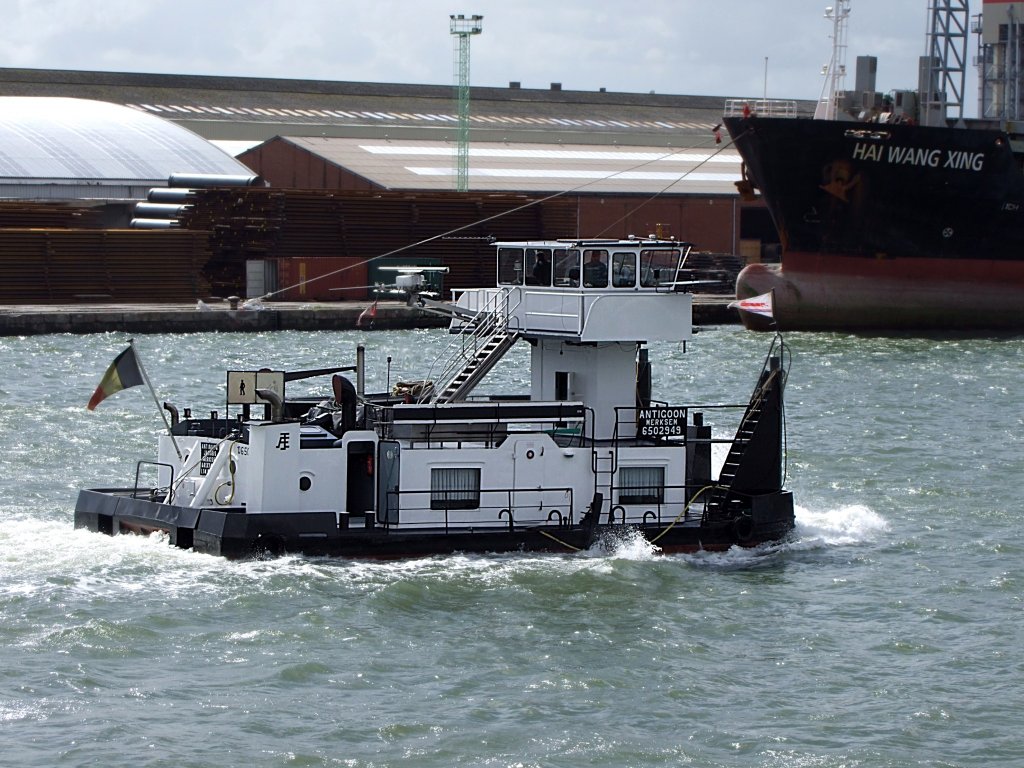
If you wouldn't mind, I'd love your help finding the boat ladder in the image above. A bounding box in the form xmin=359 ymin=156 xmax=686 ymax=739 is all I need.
xmin=425 ymin=290 xmax=522 ymax=404
xmin=704 ymin=352 xmax=785 ymax=523
xmin=432 ymin=327 xmax=520 ymax=403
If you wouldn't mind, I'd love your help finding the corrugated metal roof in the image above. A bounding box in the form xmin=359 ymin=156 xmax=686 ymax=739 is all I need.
xmin=276 ymin=136 xmax=743 ymax=195
xmin=123 ymin=100 xmax=717 ymax=133
xmin=0 ymin=68 xmax=817 ymax=149
xmin=0 ymin=97 xmax=253 ymax=186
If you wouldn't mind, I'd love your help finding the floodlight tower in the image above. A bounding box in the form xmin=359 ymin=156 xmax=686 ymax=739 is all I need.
xmin=814 ymin=1 xmax=851 ymax=120
xmin=450 ymin=13 xmax=483 ymax=192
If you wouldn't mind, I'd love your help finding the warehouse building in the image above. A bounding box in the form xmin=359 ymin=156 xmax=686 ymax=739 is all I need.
xmin=0 ymin=68 xmax=808 ymax=302
xmin=0 ymin=95 xmax=255 ymax=210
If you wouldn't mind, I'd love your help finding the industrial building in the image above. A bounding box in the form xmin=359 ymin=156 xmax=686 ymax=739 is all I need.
xmin=0 ymin=67 xmax=806 ymax=303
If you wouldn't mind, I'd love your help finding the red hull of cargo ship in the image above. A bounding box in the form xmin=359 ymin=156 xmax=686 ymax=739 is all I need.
xmin=737 ymin=253 xmax=1024 ymax=331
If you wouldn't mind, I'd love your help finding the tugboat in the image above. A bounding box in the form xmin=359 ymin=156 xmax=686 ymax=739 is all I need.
xmin=75 ymin=238 xmax=795 ymax=559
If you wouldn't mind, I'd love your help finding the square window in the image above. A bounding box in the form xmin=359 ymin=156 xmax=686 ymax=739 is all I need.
xmin=612 ymin=251 xmax=636 ymax=288
xmin=619 ymin=466 xmax=665 ymax=505
xmin=431 ymin=467 xmax=481 ymax=510
xmin=497 ymin=248 xmax=524 ymax=285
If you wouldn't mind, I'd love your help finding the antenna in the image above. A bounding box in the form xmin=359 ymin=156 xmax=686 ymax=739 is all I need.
xmin=815 ymin=1 xmax=851 ymax=120
xmin=450 ymin=14 xmax=483 ymax=192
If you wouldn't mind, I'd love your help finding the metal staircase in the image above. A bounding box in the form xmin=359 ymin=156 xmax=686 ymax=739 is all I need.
xmin=432 ymin=326 xmax=520 ymax=403
xmin=423 ymin=288 xmax=522 ymax=404
xmin=704 ymin=352 xmax=786 ymax=523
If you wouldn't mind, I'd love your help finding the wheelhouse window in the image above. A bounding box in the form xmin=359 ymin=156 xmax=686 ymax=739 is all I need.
xmin=611 ymin=251 xmax=637 ymax=288
xmin=582 ymin=249 xmax=609 ymax=288
xmin=497 ymin=248 xmax=524 ymax=285
xmin=554 ymin=248 xmax=580 ymax=287
xmin=430 ymin=467 xmax=481 ymax=510
xmin=618 ymin=466 xmax=665 ymax=505
xmin=525 ymin=248 xmax=553 ymax=286
xmin=640 ymin=249 xmax=682 ymax=287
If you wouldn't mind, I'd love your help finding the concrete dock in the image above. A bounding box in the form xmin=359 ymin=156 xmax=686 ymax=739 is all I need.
xmin=0 ymin=296 xmax=739 ymax=336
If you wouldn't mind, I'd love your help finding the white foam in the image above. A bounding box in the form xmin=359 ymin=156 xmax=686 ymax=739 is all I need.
xmin=792 ymin=503 xmax=889 ymax=547
xmin=586 ymin=527 xmax=662 ymax=561
xmin=0 ymin=502 xmax=888 ymax=596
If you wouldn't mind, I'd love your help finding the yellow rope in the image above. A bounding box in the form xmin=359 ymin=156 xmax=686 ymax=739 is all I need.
xmin=532 ymin=483 xmax=726 ymax=551
xmin=648 ymin=484 xmax=720 ymax=544
xmin=536 ymin=528 xmax=583 ymax=552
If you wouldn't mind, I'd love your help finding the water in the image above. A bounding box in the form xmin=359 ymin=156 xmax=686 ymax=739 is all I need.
xmin=2 ymin=327 xmax=1023 ymax=767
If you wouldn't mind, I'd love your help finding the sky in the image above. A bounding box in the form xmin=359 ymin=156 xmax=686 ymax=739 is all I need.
xmin=0 ymin=0 xmax=982 ymax=115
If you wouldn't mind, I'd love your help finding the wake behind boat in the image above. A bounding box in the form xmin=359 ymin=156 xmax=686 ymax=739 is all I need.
xmin=75 ymin=238 xmax=794 ymax=558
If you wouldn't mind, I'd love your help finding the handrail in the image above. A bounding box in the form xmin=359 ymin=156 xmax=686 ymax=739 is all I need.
xmin=420 ymin=286 xmax=523 ymax=402
xmin=134 ymin=460 xmax=175 ymax=502
xmin=663 ymin=243 xmax=693 ymax=293
xmin=606 ymin=481 xmax=713 ymax=526
xmin=723 ymin=98 xmax=800 ymax=118
xmin=381 ymin=485 xmax=576 ymax=530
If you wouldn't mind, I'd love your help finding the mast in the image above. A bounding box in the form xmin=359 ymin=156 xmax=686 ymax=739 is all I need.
xmin=815 ymin=1 xmax=851 ymax=120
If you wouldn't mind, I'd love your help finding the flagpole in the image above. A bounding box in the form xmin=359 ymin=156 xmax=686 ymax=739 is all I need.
xmin=130 ymin=338 xmax=182 ymax=460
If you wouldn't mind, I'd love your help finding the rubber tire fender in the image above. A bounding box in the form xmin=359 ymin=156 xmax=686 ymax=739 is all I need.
xmin=732 ymin=515 xmax=754 ymax=543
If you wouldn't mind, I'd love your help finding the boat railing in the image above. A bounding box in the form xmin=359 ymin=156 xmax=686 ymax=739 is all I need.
xmin=723 ymin=98 xmax=800 ymax=118
xmin=605 ymin=482 xmax=713 ymax=526
xmin=134 ymin=459 xmax=175 ymax=501
xmin=380 ymin=399 xmax=587 ymax=447
xmin=419 ymin=286 xmax=523 ymax=402
xmin=381 ymin=486 xmax=576 ymax=530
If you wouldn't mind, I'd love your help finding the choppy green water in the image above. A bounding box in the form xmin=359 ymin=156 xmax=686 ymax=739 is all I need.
xmin=2 ymin=327 xmax=1023 ymax=767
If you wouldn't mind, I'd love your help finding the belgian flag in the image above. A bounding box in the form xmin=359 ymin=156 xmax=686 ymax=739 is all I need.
xmin=87 ymin=345 xmax=145 ymax=410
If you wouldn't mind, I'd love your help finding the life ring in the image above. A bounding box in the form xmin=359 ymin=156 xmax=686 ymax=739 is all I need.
xmin=732 ymin=515 xmax=754 ymax=542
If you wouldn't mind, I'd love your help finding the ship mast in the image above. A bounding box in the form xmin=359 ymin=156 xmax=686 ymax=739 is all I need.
xmin=815 ymin=1 xmax=851 ymax=120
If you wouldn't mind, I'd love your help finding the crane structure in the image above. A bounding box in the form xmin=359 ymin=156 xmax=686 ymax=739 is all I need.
xmin=921 ymin=0 xmax=969 ymax=126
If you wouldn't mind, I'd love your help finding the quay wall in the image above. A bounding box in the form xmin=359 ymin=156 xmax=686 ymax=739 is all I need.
xmin=0 ymin=298 xmax=738 ymax=336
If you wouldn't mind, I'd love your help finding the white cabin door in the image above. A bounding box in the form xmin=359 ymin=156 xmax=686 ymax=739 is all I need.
xmin=511 ymin=440 xmax=548 ymax=522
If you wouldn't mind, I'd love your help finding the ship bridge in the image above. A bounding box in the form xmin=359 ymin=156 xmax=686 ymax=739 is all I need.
xmin=419 ymin=239 xmax=698 ymax=438
xmin=458 ymin=238 xmax=695 ymax=343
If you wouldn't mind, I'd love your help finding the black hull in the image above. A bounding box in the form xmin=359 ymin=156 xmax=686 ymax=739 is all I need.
xmin=74 ymin=488 xmax=795 ymax=559
xmin=723 ymin=115 xmax=1024 ymax=330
